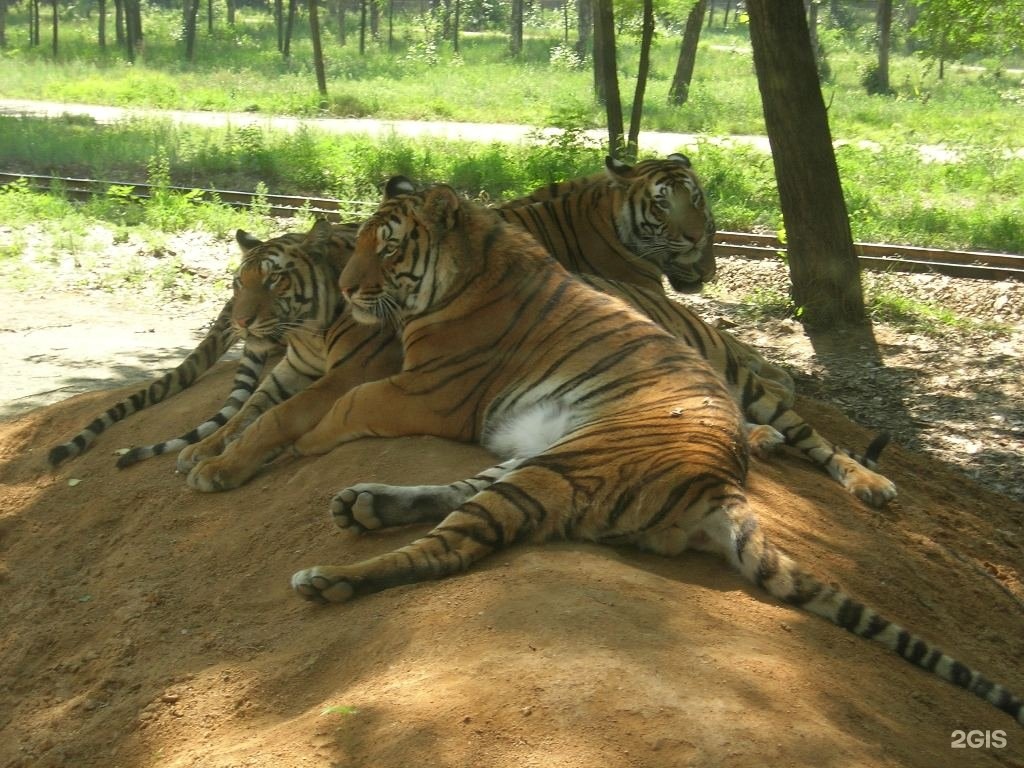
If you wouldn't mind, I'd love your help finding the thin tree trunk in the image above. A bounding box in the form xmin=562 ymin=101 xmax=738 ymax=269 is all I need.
xmin=706 ymin=0 xmax=714 ymax=29
xmin=592 ymin=0 xmax=623 ymax=155
xmin=97 ymin=0 xmax=106 ymax=48
xmin=114 ymin=0 xmax=124 ymax=45
xmin=452 ymin=0 xmax=459 ymax=53
xmin=207 ymin=0 xmax=213 ymax=33
xmin=625 ymin=0 xmax=654 ymax=160
xmin=309 ymin=0 xmax=328 ymax=98
xmin=283 ymin=0 xmax=297 ymax=57
xmin=574 ymin=0 xmax=590 ymax=58
xmin=184 ymin=0 xmax=200 ymax=60
xmin=509 ymin=0 xmax=523 ymax=55
xmin=0 ymin=0 xmax=7 ymax=48
xmin=338 ymin=0 xmax=346 ymax=45
xmin=722 ymin=0 xmax=732 ymax=29
xmin=358 ymin=0 xmax=366 ymax=54
xmin=50 ymin=0 xmax=57 ymax=56
xmin=746 ymin=0 xmax=866 ymax=327
xmin=275 ymin=0 xmax=283 ymax=51
xmin=876 ymin=0 xmax=892 ymax=93
xmin=227 ymin=0 xmax=235 ymax=25
xmin=668 ymin=0 xmax=705 ymax=105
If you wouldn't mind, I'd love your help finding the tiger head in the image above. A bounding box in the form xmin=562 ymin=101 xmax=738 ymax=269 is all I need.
xmin=230 ymin=218 xmax=352 ymax=350
xmin=341 ymin=178 xmax=462 ymax=327
xmin=604 ymin=153 xmax=716 ymax=293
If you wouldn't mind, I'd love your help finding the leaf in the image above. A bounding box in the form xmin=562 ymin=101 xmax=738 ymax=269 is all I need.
xmin=68 ymin=478 xmax=83 ymax=487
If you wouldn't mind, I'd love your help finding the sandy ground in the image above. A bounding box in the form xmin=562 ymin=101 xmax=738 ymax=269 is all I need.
xmin=2 ymin=354 xmax=1024 ymax=767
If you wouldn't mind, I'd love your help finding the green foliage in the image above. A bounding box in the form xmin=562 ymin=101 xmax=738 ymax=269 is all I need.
xmin=911 ymin=0 xmax=1024 ymax=65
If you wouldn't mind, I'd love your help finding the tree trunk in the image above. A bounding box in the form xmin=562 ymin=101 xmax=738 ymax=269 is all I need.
xmin=668 ymin=0 xmax=705 ymax=105
xmin=574 ymin=0 xmax=590 ymax=58
xmin=227 ymin=0 xmax=235 ymax=26
xmin=275 ymin=0 xmax=283 ymax=51
xmin=97 ymin=0 xmax=106 ymax=48
xmin=50 ymin=0 xmax=57 ymax=57
xmin=0 ymin=0 xmax=7 ymax=48
xmin=30 ymin=0 xmax=40 ymax=46
xmin=746 ymin=0 xmax=866 ymax=328
xmin=509 ymin=0 xmax=522 ymax=55
xmin=207 ymin=0 xmax=213 ymax=33
xmin=283 ymin=0 xmax=297 ymax=57
xmin=358 ymin=0 xmax=366 ymax=54
xmin=184 ymin=0 xmax=200 ymax=60
xmin=876 ymin=0 xmax=892 ymax=93
xmin=592 ymin=0 xmax=623 ymax=155
xmin=452 ymin=0 xmax=459 ymax=53
xmin=338 ymin=0 xmax=346 ymax=45
xmin=625 ymin=0 xmax=654 ymax=160
xmin=722 ymin=0 xmax=731 ymax=29
xmin=706 ymin=0 xmax=714 ymax=29
xmin=114 ymin=0 xmax=124 ymax=45
xmin=309 ymin=0 xmax=328 ymax=98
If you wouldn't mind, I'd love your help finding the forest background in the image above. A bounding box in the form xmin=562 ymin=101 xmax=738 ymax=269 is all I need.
xmin=0 ymin=0 xmax=1022 ymax=312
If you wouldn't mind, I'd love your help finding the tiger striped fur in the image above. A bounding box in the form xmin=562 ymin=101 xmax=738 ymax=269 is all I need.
xmin=497 ymin=153 xmax=717 ymax=293
xmin=288 ymin=184 xmax=1023 ymax=727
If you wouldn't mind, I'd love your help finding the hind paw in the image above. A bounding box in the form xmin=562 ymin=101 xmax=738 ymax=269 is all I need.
xmin=330 ymin=487 xmax=383 ymax=533
xmin=745 ymin=423 xmax=786 ymax=458
xmin=842 ymin=464 xmax=897 ymax=507
xmin=291 ymin=567 xmax=355 ymax=604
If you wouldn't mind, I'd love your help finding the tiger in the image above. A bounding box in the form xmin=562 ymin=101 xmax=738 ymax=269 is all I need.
xmin=182 ymin=174 xmax=892 ymax=504
xmin=47 ymin=220 xmax=401 ymax=471
xmin=286 ymin=183 xmax=1023 ymax=728
xmin=497 ymin=153 xmax=718 ymax=295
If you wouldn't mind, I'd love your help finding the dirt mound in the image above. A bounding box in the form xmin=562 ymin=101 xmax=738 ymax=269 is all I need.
xmin=2 ymin=364 xmax=1023 ymax=768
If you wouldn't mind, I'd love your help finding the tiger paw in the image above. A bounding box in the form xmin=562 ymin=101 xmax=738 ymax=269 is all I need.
xmin=839 ymin=461 xmax=897 ymax=508
xmin=331 ymin=487 xmax=384 ymax=533
xmin=176 ymin=439 xmax=224 ymax=473
xmin=186 ymin=456 xmax=257 ymax=492
xmin=291 ymin=567 xmax=356 ymax=604
xmin=745 ymin=423 xmax=785 ymax=458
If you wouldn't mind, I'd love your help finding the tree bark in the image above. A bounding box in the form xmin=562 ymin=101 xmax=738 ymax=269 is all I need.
xmin=746 ymin=0 xmax=866 ymax=327
xmin=309 ymin=0 xmax=328 ymax=98
xmin=358 ymin=0 xmax=366 ymax=54
xmin=0 ymin=0 xmax=7 ymax=48
xmin=668 ymin=0 xmax=705 ymax=105
xmin=509 ymin=0 xmax=523 ymax=55
xmin=625 ymin=0 xmax=654 ymax=160
xmin=97 ymin=0 xmax=106 ymax=48
xmin=50 ymin=0 xmax=57 ymax=56
xmin=184 ymin=0 xmax=200 ymax=60
xmin=574 ymin=0 xmax=590 ymax=58
xmin=592 ymin=0 xmax=623 ymax=155
xmin=876 ymin=0 xmax=892 ymax=93
xmin=283 ymin=0 xmax=297 ymax=57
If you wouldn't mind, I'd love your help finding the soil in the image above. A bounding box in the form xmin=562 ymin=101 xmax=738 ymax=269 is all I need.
xmin=1 ymin=240 xmax=1023 ymax=766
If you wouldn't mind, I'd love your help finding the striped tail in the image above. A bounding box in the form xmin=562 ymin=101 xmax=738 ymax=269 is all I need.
xmin=719 ymin=503 xmax=1024 ymax=726
xmin=115 ymin=346 xmax=270 ymax=468
xmin=47 ymin=300 xmax=237 ymax=468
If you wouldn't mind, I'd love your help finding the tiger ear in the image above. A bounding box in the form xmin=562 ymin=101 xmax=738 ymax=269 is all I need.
xmin=385 ymin=176 xmax=417 ymax=199
xmin=604 ymin=155 xmax=634 ymax=183
xmin=236 ymin=229 xmax=264 ymax=254
xmin=305 ymin=217 xmax=333 ymax=246
xmin=667 ymin=152 xmax=692 ymax=168
xmin=423 ymin=185 xmax=461 ymax=229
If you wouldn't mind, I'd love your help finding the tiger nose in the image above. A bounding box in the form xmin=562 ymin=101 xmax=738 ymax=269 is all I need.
xmin=235 ymin=315 xmax=256 ymax=328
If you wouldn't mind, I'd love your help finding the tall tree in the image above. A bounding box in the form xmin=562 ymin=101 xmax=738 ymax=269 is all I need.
xmin=625 ymin=0 xmax=654 ymax=159
xmin=309 ymin=0 xmax=328 ymax=98
xmin=872 ymin=0 xmax=893 ymax=93
xmin=509 ymin=0 xmax=522 ymax=55
xmin=746 ymin=0 xmax=866 ymax=327
xmin=574 ymin=0 xmax=590 ymax=58
xmin=358 ymin=0 xmax=366 ymax=54
xmin=283 ymin=0 xmax=298 ymax=57
xmin=97 ymin=0 xmax=106 ymax=48
xmin=184 ymin=0 xmax=200 ymax=60
xmin=50 ymin=0 xmax=57 ymax=56
xmin=592 ymin=0 xmax=623 ymax=153
xmin=0 ymin=0 xmax=7 ymax=48
xmin=669 ymin=0 xmax=706 ymax=105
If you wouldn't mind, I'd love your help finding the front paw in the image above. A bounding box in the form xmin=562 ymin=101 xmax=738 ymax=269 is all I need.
xmin=331 ymin=487 xmax=383 ymax=533
xmin=838 ymin=459 xmax=897 ymax=508
xmin=291 ymin=567 xmax=355 ymax=604
xmin=177 ymin=439 xmax=224 ymax=473
xmin=186 ymin=456 xmax=258 ymax=492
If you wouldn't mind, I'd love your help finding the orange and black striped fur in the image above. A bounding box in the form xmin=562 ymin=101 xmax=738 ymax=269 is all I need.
xmin=496 ymin=153 xmax=717 ymax=293
xmin=488 ymin=162 xmax=894 ymax=504
xmin=288 ymin=184 xmax=1023 ymax=727
xmin=47 ymin=220 xmax=401 ymax=474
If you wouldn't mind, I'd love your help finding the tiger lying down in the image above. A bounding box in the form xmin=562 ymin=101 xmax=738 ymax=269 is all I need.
xmin=287 ymin=182 xmax=1022 ymax=726
xmin=48 ymin=156 xmax=894 ymax=509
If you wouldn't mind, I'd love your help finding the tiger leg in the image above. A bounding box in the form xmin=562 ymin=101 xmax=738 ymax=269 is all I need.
xmin=186 ymin=361 xmax=393 ymax=492
xmin=696 ymin=501 xmax=1024 ymax=725
xmin=331 ymin=458 xmax=523 ymax=533
xmin=294 ymin=466 xmax=558 ymax=604
xmin=744 ymin=395 xmax=896 ymax=507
